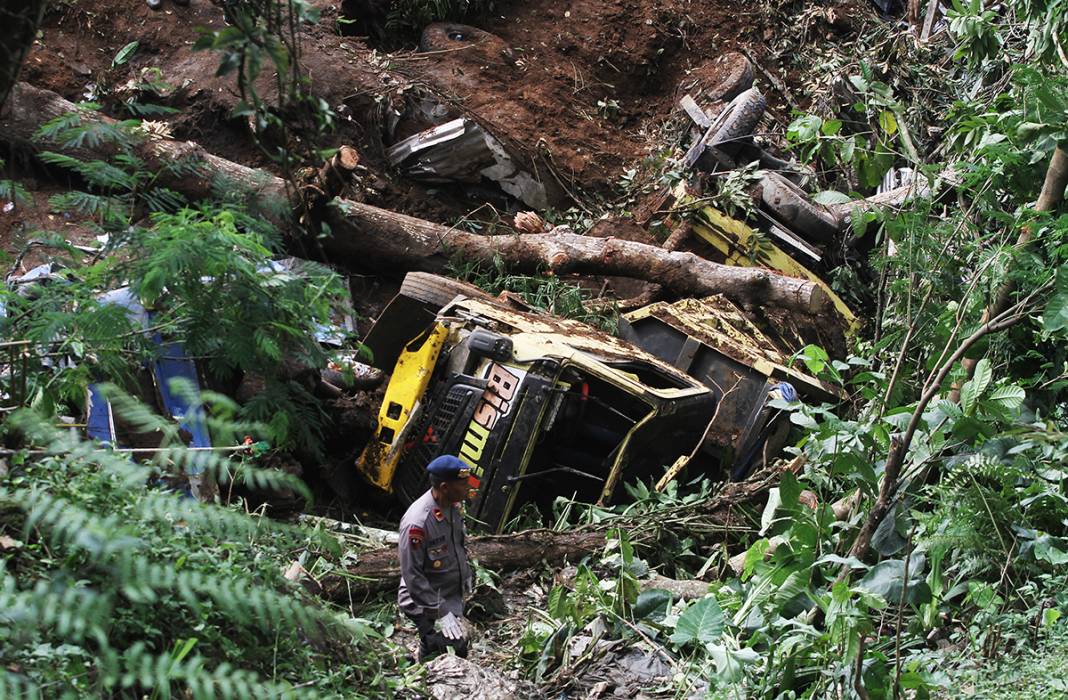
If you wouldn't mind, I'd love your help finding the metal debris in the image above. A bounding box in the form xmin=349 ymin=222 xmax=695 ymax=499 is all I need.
xmin=387 ymin=117 xmax=550 ymax=209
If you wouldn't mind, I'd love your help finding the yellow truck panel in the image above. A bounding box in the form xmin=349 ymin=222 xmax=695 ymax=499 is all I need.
xmin=356 ymin=324 xmax=448 ymax=491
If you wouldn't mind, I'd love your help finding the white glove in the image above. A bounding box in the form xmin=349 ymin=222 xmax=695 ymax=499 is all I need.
xmin=437 ymin=611 xmax=466 ymax=641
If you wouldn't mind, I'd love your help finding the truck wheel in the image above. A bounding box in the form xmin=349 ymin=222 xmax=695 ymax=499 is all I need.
xmin=695 ymin=87 xmax=766 ymax=170
xmin=419 ymin=22 xmax=495 ymax=52
xmin=707 ymin=87 xmax=766 ymax=151
xmin=705 ymin=52 xmax=754 ymax=102
xmin=759 ymin=171 xmax=842 ymax=245
xmin=399 ymin=272 xmax=493 ymax=309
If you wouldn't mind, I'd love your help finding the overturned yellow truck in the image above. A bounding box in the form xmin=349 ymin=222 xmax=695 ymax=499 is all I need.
xmin=356 ymin=273 xmax=843 ymax=532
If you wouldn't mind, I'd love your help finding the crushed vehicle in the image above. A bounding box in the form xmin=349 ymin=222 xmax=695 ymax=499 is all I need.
xmin=356 ymin=273 xmax=844 ymax=532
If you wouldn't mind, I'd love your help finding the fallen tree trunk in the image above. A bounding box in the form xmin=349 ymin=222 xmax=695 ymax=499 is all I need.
xmin=317 ymin=466 xmax=780 ymax=598
xmin=323 ymin=529 xmax=610 ymax=597
xmin=2 ymin=82 xmax=830 ymax=315
xmin=326 ymin=200 xmax=830 ymax=313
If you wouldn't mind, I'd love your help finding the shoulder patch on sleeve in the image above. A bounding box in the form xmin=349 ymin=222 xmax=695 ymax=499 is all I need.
xmin=408 ymin=525 xmax=425 ymax=547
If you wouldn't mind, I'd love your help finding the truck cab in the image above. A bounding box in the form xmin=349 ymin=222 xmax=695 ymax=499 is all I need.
xmin=356 ymin=281 xmax=716 ymax=532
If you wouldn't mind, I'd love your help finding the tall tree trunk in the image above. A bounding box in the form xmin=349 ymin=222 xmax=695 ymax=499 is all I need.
xmin=950 ymin=146 xmax=1068 ymax=402
xmin=0 ymin=0 xmax=45 ymax=113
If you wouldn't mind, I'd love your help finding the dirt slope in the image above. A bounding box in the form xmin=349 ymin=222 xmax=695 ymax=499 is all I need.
xmin=9 ymin=0 xmax=874 ymax=229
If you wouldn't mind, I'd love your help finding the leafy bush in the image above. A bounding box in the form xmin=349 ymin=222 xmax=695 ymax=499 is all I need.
xmin=0 ymin=410 xmax=403 ymax=697
xmin=2 ymin=108 xmax=352 ymax=457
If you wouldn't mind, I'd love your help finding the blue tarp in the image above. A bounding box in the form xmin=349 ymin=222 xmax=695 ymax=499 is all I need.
xmin=86 ymin=383 xmax=117 ymax=446
xmin=98 ymin=287 xmax=213 ymax=473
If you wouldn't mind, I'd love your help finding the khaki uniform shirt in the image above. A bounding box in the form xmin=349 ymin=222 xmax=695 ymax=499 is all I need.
xmin=397 ymin=489 xmax=472 ymax=618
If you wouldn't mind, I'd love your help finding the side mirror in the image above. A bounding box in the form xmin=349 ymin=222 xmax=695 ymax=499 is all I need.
xmin=467 ymin=329 xmax=512 ymax=362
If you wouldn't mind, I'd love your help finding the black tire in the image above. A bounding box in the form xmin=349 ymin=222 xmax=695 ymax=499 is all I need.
xmin=419 ymin=22 xmax=495 ymax=52
xmin=399 ymin=272 xmax=493 ymax=309
xmin=708 ymin=87 xmax=766 ymax=150
xmin=706 ymin=52 xmax=754 ymax=102
xmin=695 ymin=87 xmax=766 ymax=170
xmin=759 ymin=171 xmax=841 ymax=244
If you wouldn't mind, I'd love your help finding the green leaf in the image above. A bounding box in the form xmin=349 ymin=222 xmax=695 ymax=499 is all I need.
xmin=759 ymin=488 xmax=781 ymax=536
xmin=742 ymin=539 xmax=769 ymax=580
xmin=972 ymin=357 xmax=992 ymax=395
xmin=857 ymin=553 xmax=927 ymax=604
xmin=815 ymin=553 xmax=869 ymax=571
xmin=987 ymin=384 xmax=1025 ymax=411
xmin=708 ymin=644 xmax=760 ymax=683
xmin=634 ymin=589 xmax=673 ymax=622
xmin=112 ymin=41 xmax=140 ymax=67
xmin=773 ymin=569 xmax=809 ymax=607
xmin=961 ymin=357 xmax=992 ymax=415
xmin=812 ymin=190 xmax=853 ymax=205
xmin=796 ymin=344 xmax=829 ymax=375
xmin=1044 ymin=267 xmax=1068 ymax=333
xmin=1034 ymin=536 xmax=1068 ymax=565
xmin=547 ymin=585 xmax=568 ymax=620
xmin=878 ymin=110 xmax=898 ymax=136
xmin=669 ymin=596 xmax=725 ymax=647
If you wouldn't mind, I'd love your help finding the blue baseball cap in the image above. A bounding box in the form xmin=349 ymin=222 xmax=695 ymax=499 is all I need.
xmin=426 ymin=454 xmax=471 ymax=481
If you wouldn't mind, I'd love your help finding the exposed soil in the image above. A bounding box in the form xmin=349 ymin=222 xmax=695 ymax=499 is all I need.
xmin=6 ymin=0 xmax=877 ymax=239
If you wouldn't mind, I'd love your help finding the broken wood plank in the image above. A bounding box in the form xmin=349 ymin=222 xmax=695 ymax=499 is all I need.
xmin=921 ymin=0 xmax=940 ymax=42
xmin=679 ymin=94 xmax=711 ymax=129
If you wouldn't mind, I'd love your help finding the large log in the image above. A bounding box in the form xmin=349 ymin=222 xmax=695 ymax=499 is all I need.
xmin=316 ymin=467 xmax=782 ymax=598
xmin=324 ymin=529 xmax=609 ymax=597
xmin=326 ymin=200 xmax=829 ymax=313
xmin=2 ymin=82 xmax=830 ymax=315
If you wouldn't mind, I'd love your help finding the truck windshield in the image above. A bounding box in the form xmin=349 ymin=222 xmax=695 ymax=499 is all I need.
xmin=602 ymin=359 xmax=694 ymax=390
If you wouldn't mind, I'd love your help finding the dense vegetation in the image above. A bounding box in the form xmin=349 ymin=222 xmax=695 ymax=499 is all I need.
xmin=2 ymin=0 xmax=1068 ymax=697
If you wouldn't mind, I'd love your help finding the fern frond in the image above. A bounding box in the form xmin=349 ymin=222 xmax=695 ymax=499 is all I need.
xmin=163 ymin=155 xmax=209 ymax=179
xmin=47 ymin=191 xmax=132 ymax=227
xmin=153 ymin=448 xmax=314 ymax=504
xmin=0 ymin=668 xmax=42 ymax=699
xmin=20 ymin=489 xmax=142 ymax=560
xmin=124 ymin=102 xmax=181 ymax=117
xmin=142 ymin=187 xmax=188 ymax=213
xmin=64 ymin=119 xmax=144 ymax=151
xmin=38 ymin=153 xmax=137 ymax=191
xmin=114 ymin=559 xmax=336 ymax=638
xmin=34 ymin=105 xmax=102 ymax=143
xmin=133 ymin=491 xmax=328 ymax=548
xmin=0 ymin=179 xmax=31 ymax=206
xmin=0 ymin=570 xmax=112 ymax=642
xmin=116 ymin=644 xmax=318 ymax=700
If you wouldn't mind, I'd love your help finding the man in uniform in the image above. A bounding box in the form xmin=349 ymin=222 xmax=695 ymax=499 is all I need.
xmin=398 ymin=454 xmax=474 ymax=661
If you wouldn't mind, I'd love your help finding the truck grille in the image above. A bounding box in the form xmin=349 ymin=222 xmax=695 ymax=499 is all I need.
xmin=393 ymin=382 xmax=480 ymax=505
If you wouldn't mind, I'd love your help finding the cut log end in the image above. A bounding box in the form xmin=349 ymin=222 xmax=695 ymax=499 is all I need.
xmin=336 ymin=145 xmax=360 ymax=170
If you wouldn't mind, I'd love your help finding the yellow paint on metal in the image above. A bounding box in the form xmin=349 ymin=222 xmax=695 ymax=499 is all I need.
xmin=683 ymin=196 xmax=859 ymax=334
xmin=625 ymin=296 xmax=847 ymax=402
xmin=356 ymin=324 xmax=448 ymax=491
xmin=597 ymin=411 xmax=655 ymax=506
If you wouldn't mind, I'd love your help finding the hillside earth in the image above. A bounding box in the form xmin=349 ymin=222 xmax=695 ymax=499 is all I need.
xmin=6 ymin=0 xmax=877 ymax=236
